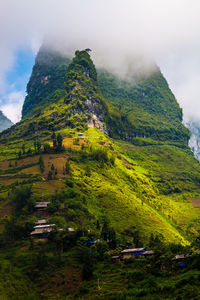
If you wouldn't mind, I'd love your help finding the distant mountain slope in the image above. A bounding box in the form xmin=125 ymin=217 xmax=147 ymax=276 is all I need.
xmin=98 ymin=69 xmax=190 ymax=145
xmin=186 ymin=120 xmax=200 ymax=161
xmin=0 ymin=111 xmax=13 ymax=132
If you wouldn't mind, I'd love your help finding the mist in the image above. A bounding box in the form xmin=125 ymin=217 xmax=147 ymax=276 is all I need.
xmin=1 ymin=0 xmax=200 ymax=122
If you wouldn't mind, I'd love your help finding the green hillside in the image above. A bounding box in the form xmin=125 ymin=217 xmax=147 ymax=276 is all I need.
xmin=0 ymin=49 xmax=200 ymax=298
xmin=98 ymin=69 xmax=190 ymax=144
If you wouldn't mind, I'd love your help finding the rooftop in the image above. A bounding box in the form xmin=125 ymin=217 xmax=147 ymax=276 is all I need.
xmin=31 ymin=227 xmax=53 ymax=235
xmin=35 ymin=219 xmax=47 ymax=225
xmin=121 ymin=248 xmax=145 ymax=254
xmin=141 ymin=250 xmax=154 ymax=255
xmin=35 ymin=202 xmax=50 ymax=208
xmin=34 ymin=224 xmax=55 ymax=229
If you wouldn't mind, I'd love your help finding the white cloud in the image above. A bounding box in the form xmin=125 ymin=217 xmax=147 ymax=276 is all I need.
xmin=1 ymin=0 xmax=200 ymax=121
xmin=0 ymin=91 xmax=24 ymax=123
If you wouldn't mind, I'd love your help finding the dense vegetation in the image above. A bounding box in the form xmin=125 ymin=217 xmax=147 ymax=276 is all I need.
xmin=98 ymin=69 xmax=190 ymax=144
xmin=0 ymin=48 xmax=200 ymax=298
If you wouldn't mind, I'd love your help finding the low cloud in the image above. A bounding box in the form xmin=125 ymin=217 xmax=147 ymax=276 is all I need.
xmin=0 ymin=91 xmax=24 ymax=123
xmin=1 ymin=0 xmax=200 ymax=121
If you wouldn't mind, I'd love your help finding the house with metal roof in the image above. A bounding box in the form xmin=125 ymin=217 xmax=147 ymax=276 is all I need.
xmin=120 ymin=248 xmax=146 ymax=259
xmin=35 ymin=202 xmax=50 ymax=210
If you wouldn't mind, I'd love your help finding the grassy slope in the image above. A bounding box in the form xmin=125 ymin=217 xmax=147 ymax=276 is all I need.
xmin=0 ymin=126 xmax=200 ymax=245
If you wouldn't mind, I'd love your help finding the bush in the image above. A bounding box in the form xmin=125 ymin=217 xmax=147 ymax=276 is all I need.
xmin=65 ymin=178 xmax=74 ymax=188
xmin=127 ymin=270 xmax=145 ymax=282
xmin=9 ymin=184 xmax=34 ymax=213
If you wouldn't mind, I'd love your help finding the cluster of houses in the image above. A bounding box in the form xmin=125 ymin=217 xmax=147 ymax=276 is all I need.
xmin=112 ymin=247 xmax=154 ymax=262
xmin=31 ymin=219 xmax=55 ymax=240
xmin=31 ymin=201 xmax=75 ymax=241
xmin=32 ymin=201 xmax=196 ymax=268
xmin=112 ymin=247 xmax=196 ymax=268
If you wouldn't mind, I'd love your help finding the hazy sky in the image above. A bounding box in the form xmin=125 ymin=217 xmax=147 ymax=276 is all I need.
xmin=1 ymin=0 xmax=200 ymax=123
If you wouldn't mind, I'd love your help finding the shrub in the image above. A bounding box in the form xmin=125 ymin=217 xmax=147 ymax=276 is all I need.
xmin=127 ymin=270 xmax=145 ymax=282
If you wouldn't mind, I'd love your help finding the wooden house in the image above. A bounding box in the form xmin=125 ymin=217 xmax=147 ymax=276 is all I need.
xmin=35 ymin=202 xmax=50 ymax=211
xmin=112 ymin=256 xmax=120 ymax=263
xmin=31 ymin=223 xmax=55 ymax=239
xmin=172 ymin=254 xmax=190 ymax=267
xmin=120 ymin=248 xmax=145 ymax=259
xmin=35 ymin=219 xmax=47 ymax=225
xmin=68 ymin=227 xmax=75 ymax=232
xmin=140 ymin=250 xmax=154 ymax=258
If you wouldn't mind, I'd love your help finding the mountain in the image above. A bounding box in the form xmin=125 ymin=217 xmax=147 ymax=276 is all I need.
xmin=185 ymin=120 xmax=200 ymax=161
xmin=1 ymin=48 xmax=200 ymax=242
xmin=98 ymin=69 xmax=190 ymax=144
xmin=0 ymin=48 xmax=200 ymax=298
xmin=0 ymin=110 xmax=13 ymax=132
xmin=22 ymin=45 xmax=71 ymax=118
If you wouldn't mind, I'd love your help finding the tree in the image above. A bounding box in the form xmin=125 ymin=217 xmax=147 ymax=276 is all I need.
xmin=100 ymin=218 xmax=117 ymax=249
xmin=132 ymin=230 xmax=142 ymax=248
xmin=27 ymin=148 xmax=32 ymax=155
xmin=65 ymin=160 xmax=72 ymax=175
xmin=101 ymin=219 xmax=109 ymax=242
xmin=48 ymin=171 xmax=53 ymax=180
xmin=51 ymin=132 xmax=57 ymax=151
xmin=43 ymin=143 xmax=51 ymax=153
xmin=39 ymin=156 xmax=45 ymax=173
xmin=57 ymin=133 xmax=63 ymax=152
xmin=36 ymin=140 xmax=41 ymax=152
xmin=9 ymin=184 xmax=33 ymax=213
xmin=34 ymin=140 xmax=37 ymax=153
xmin=108 ymin=227 xmax=117 ymax=249
xmin=75 ymin=237 xmax=96 ymax=280
xmin=22 ymin=144 xmax=26 ymax=155
xmin=18 ymin=150 xmax=22 ymax=159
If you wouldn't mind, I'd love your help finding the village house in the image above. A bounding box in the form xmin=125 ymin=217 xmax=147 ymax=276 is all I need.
xmin=120 ymin=248 xmax=146 ymax=259
xmin=68 ymin=227 xmax=75 ymax=232
xmin=35 ymin=219 xmax=47 ymax=225
xmin=172 ymin=254 xmax=191 ymax=267
xmin=140 ymin=250 xmax=154 ymax=258
xmin=30 ymin=221 xmax=55 ymax=240
xmin=35 ymin=202 xmax=50 ymax=211
xmin=111 ymin=256 xmax=121 ymax=263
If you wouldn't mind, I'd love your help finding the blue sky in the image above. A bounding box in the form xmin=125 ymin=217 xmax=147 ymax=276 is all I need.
xmin=6 ymin=49 xmax=35 ymax=91
xmin=0 ymin=48 xmax=35 ymax=123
